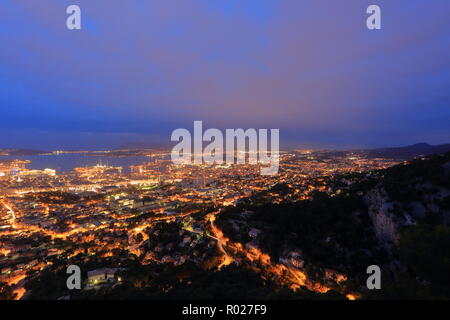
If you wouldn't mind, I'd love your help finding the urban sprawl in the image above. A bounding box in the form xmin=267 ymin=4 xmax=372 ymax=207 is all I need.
xmin=0 ymin=149 xmax=398 ymax=299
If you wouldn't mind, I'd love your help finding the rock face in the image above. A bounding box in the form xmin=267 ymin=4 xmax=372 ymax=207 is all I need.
xmin=364 ymin=187 xmax=413 ymax=248
xmin=364 ymin=158 xmax=450 ymax=248
xmin=444 ymin=161 xmax=450 ymax=175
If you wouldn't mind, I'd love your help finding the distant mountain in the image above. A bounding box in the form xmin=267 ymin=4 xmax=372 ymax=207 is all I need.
xmin=0 ymin=148 xmax=47 ymax=156
xmin=365 ymin=142 xmax=450 ymax=160
xmin=116 ymin=142 xmax=169 ymax=150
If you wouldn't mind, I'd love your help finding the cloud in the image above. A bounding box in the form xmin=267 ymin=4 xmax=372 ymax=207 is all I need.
xmin=1 ymin=0 xmax=449 ymax=148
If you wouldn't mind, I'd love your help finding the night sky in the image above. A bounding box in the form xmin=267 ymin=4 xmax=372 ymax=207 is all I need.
xmin=1 ymin=0 xmax=449 ymax=150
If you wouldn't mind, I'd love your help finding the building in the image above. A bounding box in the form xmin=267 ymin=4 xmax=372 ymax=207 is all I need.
xmin=87 ymin=267 xmax=124 ymax=286
xmin=74 ymin=163 xmax=122 ymax=177
xmin=0 ymin=160 xmax=31 ymax=176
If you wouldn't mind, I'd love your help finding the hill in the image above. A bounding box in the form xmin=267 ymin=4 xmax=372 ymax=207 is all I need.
xmin=365 ymin=142 xmax=450 ymax=160
xmin=216 ymin=151 xmax=450 ymax=299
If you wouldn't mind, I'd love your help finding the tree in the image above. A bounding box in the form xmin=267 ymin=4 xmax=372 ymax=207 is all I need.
xmin=0 ymin=282 xmax=16 ymax=300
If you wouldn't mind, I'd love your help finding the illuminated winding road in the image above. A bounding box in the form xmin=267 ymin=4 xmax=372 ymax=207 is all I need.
xmin=1 ymin=198 xmax=17 ymax=228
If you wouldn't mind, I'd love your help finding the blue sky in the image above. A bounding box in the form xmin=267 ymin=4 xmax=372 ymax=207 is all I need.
xmin=1 ymin=0 xmax=449 ymax=149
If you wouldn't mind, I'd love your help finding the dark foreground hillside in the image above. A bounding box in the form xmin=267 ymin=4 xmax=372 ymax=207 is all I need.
xmin=217 ymin=151 xmax=450 ymax=299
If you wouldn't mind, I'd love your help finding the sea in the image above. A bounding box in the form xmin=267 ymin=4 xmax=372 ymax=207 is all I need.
xmin=0 ymin=153 xmax=154 ymax=174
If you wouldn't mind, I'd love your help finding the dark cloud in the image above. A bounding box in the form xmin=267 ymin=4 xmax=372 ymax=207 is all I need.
xmin=1 ymin=0 xmax=449 ymax=149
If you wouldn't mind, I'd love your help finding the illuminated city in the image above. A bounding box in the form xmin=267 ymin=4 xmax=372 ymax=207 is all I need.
xmin=0 ymin=147 xmax=436 ymax=300
xmin=1 ymin=0 xmax=450 ymax=309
